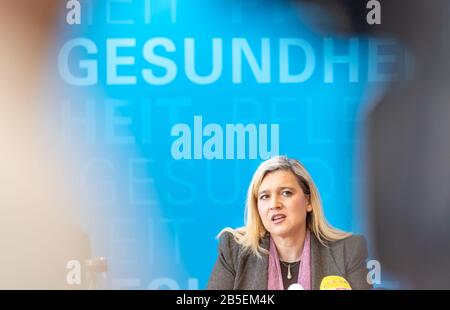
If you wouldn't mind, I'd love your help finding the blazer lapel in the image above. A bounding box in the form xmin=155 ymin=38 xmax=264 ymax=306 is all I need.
xmin=310 ymin=233 xmax=325 ymax=290
xmin=253 ymin=251 xmax=269 ymax=290
xmin=254 ymin=235 xmax=269 ymax=290
xmin=310 ymin=234 xmax=345 ymax=290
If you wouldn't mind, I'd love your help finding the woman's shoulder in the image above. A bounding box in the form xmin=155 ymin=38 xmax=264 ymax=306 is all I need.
xmin=218 ymin=230 xmax=245 ymax=254
xmin=329 ymin=234 xmax=367 ymax=246
xmin=218 ymin=230 xmax=237 ymax=248
xmin=217 ymin=230 xmax=263 ymax=261
xmin=326 ymin=234 xmax=369 ymax=263
xmin=326 ymin=234 xmax=368 ymax=250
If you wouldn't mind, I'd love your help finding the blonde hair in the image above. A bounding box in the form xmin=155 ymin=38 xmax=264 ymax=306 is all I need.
xmin=219 ymin=156 xmax=351 ymax=257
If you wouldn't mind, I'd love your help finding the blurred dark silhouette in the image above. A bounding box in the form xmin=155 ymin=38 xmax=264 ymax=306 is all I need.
xmin=294 ymin=0 xmax=450 ymax=289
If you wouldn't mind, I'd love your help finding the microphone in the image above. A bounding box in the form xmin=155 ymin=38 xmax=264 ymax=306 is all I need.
xmin=287 ymin=283 xmax=304 ymax=290
xmin=319 ymin=276 xmax=352 ymax=290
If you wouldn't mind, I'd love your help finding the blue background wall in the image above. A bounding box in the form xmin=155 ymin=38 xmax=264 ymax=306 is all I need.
xmin=51 ymin=0 xmax=398 ymax=289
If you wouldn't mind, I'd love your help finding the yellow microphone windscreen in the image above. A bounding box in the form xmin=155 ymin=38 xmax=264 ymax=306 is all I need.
xmin=319 ymin=276 xmax=352 ymax=290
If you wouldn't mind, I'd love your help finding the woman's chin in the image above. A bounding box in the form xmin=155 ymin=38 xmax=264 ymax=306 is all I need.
xmin=268 ymin=224 xmax=291 ymax=238
xmin=268 ymin=223 xmax=305 ymax=239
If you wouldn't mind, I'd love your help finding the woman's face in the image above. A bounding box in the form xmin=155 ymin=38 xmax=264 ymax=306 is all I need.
xmin=257 ymin=169 xmax=312 ymax=238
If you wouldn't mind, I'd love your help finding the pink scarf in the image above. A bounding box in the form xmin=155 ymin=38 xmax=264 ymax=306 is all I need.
xmin=268 ymin=229 xmax=311 ymax=290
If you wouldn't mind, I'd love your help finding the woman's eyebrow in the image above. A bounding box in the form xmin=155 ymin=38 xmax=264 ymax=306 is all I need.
xmin=258 ymin=186 xmax=295 ymax=195
xmin=258 ymin=189 xmax=269 ymax=196
xmin=279 ymin=186 xmax=295 ymax=191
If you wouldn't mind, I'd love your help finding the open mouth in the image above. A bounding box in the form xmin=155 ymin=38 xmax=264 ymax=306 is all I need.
xmin=271 ymin=214 xmax=286 ymax=224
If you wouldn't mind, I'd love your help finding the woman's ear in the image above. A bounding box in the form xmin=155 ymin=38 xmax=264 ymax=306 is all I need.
xmin=305 ymin=195 xmax=312 ymax=212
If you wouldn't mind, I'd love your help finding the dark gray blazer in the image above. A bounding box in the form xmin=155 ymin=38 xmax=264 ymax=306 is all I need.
xmin=207 ymin=232 xmax=372 ymax=290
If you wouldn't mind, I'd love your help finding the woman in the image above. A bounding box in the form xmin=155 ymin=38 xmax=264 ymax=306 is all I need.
xmin=207 ymin=156 xmax=372 ymax=290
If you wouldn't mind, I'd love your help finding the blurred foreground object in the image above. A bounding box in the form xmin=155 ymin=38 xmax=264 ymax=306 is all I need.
xmin=0 ymin=0 xmax=92 ymax=289
xmin=366 ymin=1 xmax=450 ymax=289
xmin=294 ymin=0 xmax=450 ymax=288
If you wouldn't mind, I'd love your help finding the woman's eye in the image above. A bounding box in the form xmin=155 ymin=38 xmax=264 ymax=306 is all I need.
xmin=282 ymin=191 xmax=292 ymax=197
xmin=259 ymin=194 xmax=269 ymax=200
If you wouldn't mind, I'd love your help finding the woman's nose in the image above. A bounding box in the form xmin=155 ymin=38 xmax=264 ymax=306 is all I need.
xmin=269 ymin=197 xmax=282 ymax=210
